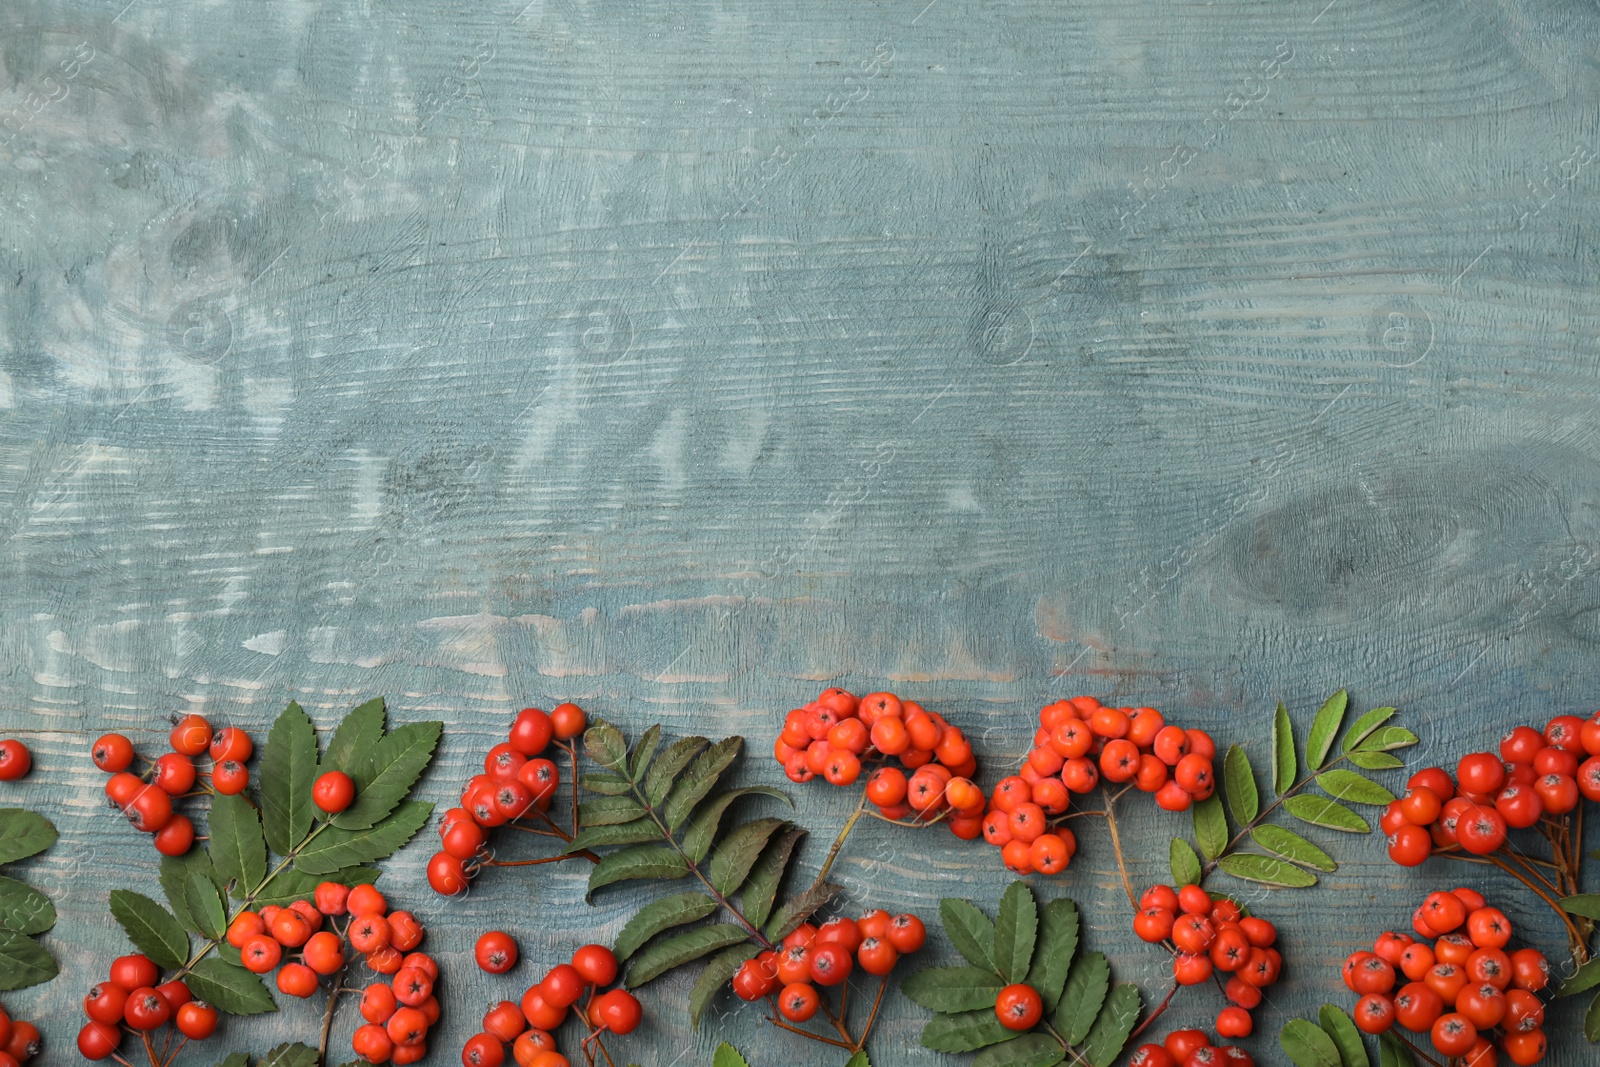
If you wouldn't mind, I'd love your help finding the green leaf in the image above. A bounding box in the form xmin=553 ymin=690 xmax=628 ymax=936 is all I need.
xmin=186 ymin=956 xmax=276 ymax=1015
xmin=1054 ymin=951 xmax=1109 ymax=1045
xmin=613 ymin=891 xmax=719 ymax=962
xmin=293 ymin=800 xmax=433 ymax=875
xmin=260 ymin=702 xmax=321 ymax=855
xmin=1319 ymin=1004 xmax=1367 ymax=1067
xmin=644 ymin=737 xmax=709 ymax=806
xmin=664 ymin=737 xmax=743 ymax=831
xmin=580 ymin=772 xmax=634 ymax=796
xmin=0 ymin=876 xmax=54 ymax=934
xmin=1192 ymin=794 xmax=1228 ymax=862
xmin=764 ymin=880 xmax=842 ymax=942
xmin=1378 ymin=1030 xmax=1416 ymax=1067
xmin=843 ymin=1054 xmax=870 ymax=1067
xmin=1316 ymin=770 xmax=1397 ymax=806
xmin=1170 ymin=838 xmax=1202 ymax=887
xmin=1560 ymin=894 xmax=1600 ymax=920
xmin=1224 ymin=745 xmax=1259 ymax=825
xmin=1083 ymin=983 xmax=1142 ymax=1067
xmin=0 ymin=809 xmax=57 ymax=864
xmin=250 ymin=865 xmax=379 ymax=908
xmin=1273 ymin=702 xmax=1297 ymax=795
xmin=975 ymin=1034 xmax=1066 ymax=1067
xmin=260 ymin=1043 xmax=321 ymax=1067
xmin=1217 ymin=853 xmax=1319 ymax=888
xmin=1347 ymin=751 xmax=1405 ymax=770
xmin=1252 ymin=826 xmax=1337 ymax=872
xmin=1356 ymin=727 xmax=1418 ymax=752
xmin=210 ymin=792 xmax=268 ymax=897
xmin=162 ymin=848 xmax=224 ymax=897
xmin=740 ymin=826 xmax=805 ymax=929
xmin=690 ymin=943 xmax=759 ymax=1029
xmin=712 ymin=1045 xmax=751 ymax=1067
xmin=333 ymin=720 xmax=442 ymax=830
xmin=1587 ymin=987 xmax=1600 ymax=1042
xmin=216 ymin=1055 xmax=251 ymax=1067
xmin=1342 ymin=707 xmax=1396 ymax=752
xmin=1026 ymin=898 xmax=1080 ymax=1010
xmin=181 ymin=874 xmax=228 ymax=940
xmin=941 ymin=897 xmax=997 ymax=972
xmin=1285 ymin=794 xmax=1371 ymax=832
xmin=993 ymin=881 xmax=1039 ymax=984
xmin=1559 ymin=958 xmax=1600 ymax=997
xmin=322 ymin=697 xmax=385 ymax=774
xmin=629 ymin=724 xmax=662 ymax=782
xmin=564 ymin=821 xmax=667 ymax=853
xmin=578 ymin=796 xmax=649 ymax=827
xmin=1305 ymin=689 xmax=1348 ymax=770
xmin=901 ymin=965 xmax=1007 ymax=1013
xmin=587 ymin=844 xmax=689 ymax=900
xmin=710 ymin=818 xmax=789 ymax=896
xmin=0 ymin=930 xmax=53 ymax=989
xmin=683 ymin=788 xmax=791 ymax=863
xmin=584 ymin=719 xmax=629 ymax=771
xmin=1280 ymin=1018 xmax=1343 ymax=1067
xmin=920 ymin=1008 xmax=1014 ymax=1053
xmin=624 ymin=923 xmax=750 ymax=987
xmin=110 ymin=890 xmax=190 ymax=969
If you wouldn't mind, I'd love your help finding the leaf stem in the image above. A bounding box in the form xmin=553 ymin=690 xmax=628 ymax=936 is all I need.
xmin=1100 ymin=786 xmax=1138 ymax=910
xmin=1204 ymin=752 xmax=1354 ymax=873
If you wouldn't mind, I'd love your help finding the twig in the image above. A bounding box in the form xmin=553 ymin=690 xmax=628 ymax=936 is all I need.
xmin=811 ymin=791 xmax=869 ymax=891
xmin=853 ymin=973 xmax=891 ymax=1052
xmin=1206 ymin=752 xmax=1355 ymax=871
xmin=1130 ymin=982 xmax=1180 ymax=1040
xmin=1438 ymin=851 xmax=1585 ymax=960
xmin=762 ymin=1014 xmax=855 ymax=1050
xmin=1099 ymin=787 xmax=1137 ymax=909
xmin=319 ymin=966 xmax=343 ymax=1066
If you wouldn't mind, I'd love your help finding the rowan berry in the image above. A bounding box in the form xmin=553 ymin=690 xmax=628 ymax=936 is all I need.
xmin=212 ymin=759 xmax=249 ymax=795
xmin=1495 ymin=784 xmax=1543 ymax=828
xmin=995 ymin=983 xmax=1043 ymax=1030
xmin=1030 ymin=832 xmax=1073 ymax=874
xmin=1175 ymin=884 xmax=1209 ymax=915
xmin=123 ymin=784 xmax=173 ymax=833
xmin=1457 ymin=753 xmax=1505 ymax=795
xmin=550 ymin=702 xmax=586 ymax=740
xmin=1240 ymin=948 xmax=1279 ymax=987
xmin=1175 ymin=754 xmax=1213 ymax=794
xmin=1225 ymin=975 xmax=1263 ymax=1009
xmin=1387 ymin=824 xmax=1432 ymax=866
xmin=1503 ymin=988 xmax=1543 ymax=1032
xmin=776 ymin=945 xmax=811 ymax=985
xmin=271 ymin=908 xmax=312 ymax=948
xmin=428 ymin=851 xmax=469 ymax=895
xmin=1135 ymin=754 xmax=1170 ymax=793
xmin=1050 ymin=718 xmax=1093 ymax=759
xmin=1394 ymin=982 xmax=1444 ymax=1032
xmin=92 ymin=733 xmax=135 ymax=772
xmin=241 ymin=935 xmax=282 ymax=974
xmin=1456 ymin=805 xmax=1507 ymax=855
xmin=77 ymin=1020 xmax=122 ymax=1059
xmin=1508 ymin=948 xmax=1548 ymax=991
xmin=84 ymin=983 xmax=129 ymax=1024
xmin=1353 ymin=993 xmax=1395 ymax=1034
xmin=276 ymin=962 xmax=319 ymax=998
xmin=808 ymin=942 xmax=853 ymax=986
xmin=519 ymin=1047 xmax=570 ymax=1067
xmin=887 ymin=913 xmax=926 ymax=953
xmin=175 ymin=999 xmax=218 ymax=1039
xmin=362 ymin=982 xmax=399 ymax=1023
xmin=1237 ymin=917 xmax=1276 ymax=948
xmin=1174 ymin=953 xmax=1214 ymax=985
xmin=1457 ymin=983 xmax=1507 ymax=1029
xmin=1398 ymin=786 xmax=1442 ymax=826
xmin=1213 ymin=1005 xmax=1252 ymax=1038
xmin=1210 ymin=926 xmax=1250 ymax=972
xmin=857 ymin=937 xmax=898 ymax=976
xmin=386 ymin=1004 xmax=429 ymax=1046
xmin=1373 ymin=931 xmax=1414 ymax=965
xmin=0 ymin=741 xmax=30 ymax=782
xmin=1534 ymin=772 xmax=1579 ymax=813
xmin=1173 ymin=915 xmax=1215 ymax=955
xmin=462 ymin=1033 xmax=506 ymax=1067
xmin=123 ymin=986 xmax=171 ymax=1029
xmin=1001 ymin=839 xmax=1034 ymax=874
xmin=350 ymin=915 xmax=391 ymax=955
xmin=1155 ymin=779 xmax=1194 ymax=811
xmin=540 ymin=963 xmax=586 ymax=1009
xmin=110 ymin=954 xmax=161 ymax=990
xmin=1579 ymin=756 xmax=1600 ymax=801
xmin=1061 ymin=757 xmax=1100 ymax=793
xmin=1163 ymin=1030 xmax=1209 ymax=1062
xmin=1352 ymin=955 xmax=1397 ymax=995
xmin=1425 ymin=963 xmax=1468 ymax=1004
xmin=1100 ymin=739 xmax=1141 ymax=782
xmin=783 ymin=923 xmax=818 ymax=949
xmin=393 ymin=966 xmax=433 ymax=1007
xmin=1501 ymin=1029 xmax=1547 ymax=1067
xmin=1533 ymin=746 xmax=1578 ymax=777
xmin=1432 ymin=1013 xmax=1477 ymax=1056
xmin=518 ymin=758 xmax=559 ymax=801
xmin=778 ymin=982 xmax=819 ymax=1021
xmin=153 ymin=814 xmax=195 ymax=856
xmin=477 ymin=931 xmax=518 ymax=974
xmin=169 ymin=714 xmax=212 ymax=757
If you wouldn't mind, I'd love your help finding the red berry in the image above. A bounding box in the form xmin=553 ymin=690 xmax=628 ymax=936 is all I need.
xmin=169 ymin=714 xmax=212 ymax=757
xmin=462 ymin=1033 xmax=506 ymax=1067
xmin=589 ymin=988 xmax=642 ymax=1034
xmin=175 ymin=1000 xmax=218 ymax=1039
xmin=571 ymin=944 xmax=618 ymax=986
xmin=312 ymin=770 xmax=356 ymax=814
xmin=476 ymin=931 xmax=519 ymax=974
xmin=994 ymin=983 xmax=1043 ymax=1030
xmin=0 ymin=741 xmax=31 ymax=781
xmin=123 ymin=986 xmax=172 ymax=1030
xmin=209 ymin=726 xmax=253 ymax=763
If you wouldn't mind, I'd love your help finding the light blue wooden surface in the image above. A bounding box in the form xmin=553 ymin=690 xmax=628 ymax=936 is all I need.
xmin=2 ymin=0 xmax=1599 ymax=1062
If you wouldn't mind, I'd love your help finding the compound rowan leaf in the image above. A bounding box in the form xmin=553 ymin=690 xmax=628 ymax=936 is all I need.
xmin=1280 ymin=1019 xmax=1342 ymax=1067
xmin=691 ymin=943 xmax=759 ymax=1028
xmin=1273 ymin=702 xmax=1297 ymax=795
xmin=293 ymin=800 xmax=432 ymax=875
xmin=1217 ymin=853 xmax=1318 ymax=888
xmin=644 ymin=737 xmax=709 ymax=806
xmin=580 ymin=772 xmax=634 ymax=796
xmin=584 ymin=720 xmax=628 ymax=771
xmin=578 ymin=796 xmax=649 ymax=827
xmin=1316 ymin=770 xmax=1397 ymax=806
xmin=1305 ymin=690 xmax=1348 ymax=771
xmin=940 ymin=897 xmax=996 ymax=972
xmin=260 ymin=1044 xmax=320 ymax=1067
xmin=613 ymin=891 xmax=718 ymax=962
xmin=333 ymin=720 xmax=442 ymax=830
xmin=181 ymin=874 xmax=228 ymax=940
xmin=1083 ymin=983 xmax=1142 ymax=1067
xmin=0 ymin=809 xmax=56 ymax=865
xmin=1560 ymin=958 xmax=1600 ymax=997
xmin=765 ymin=880 xmax=841 ymax=941
xmin=0 ymin=876 xmax=54 ymax=935
xmin=1285 ymin=795 xmax=1370 ymax=833
xmin=185 ymin=957 xmax=275 ymax=1015
xmin=1356 ymin=726 xmax=1418 ymax=752
xmin=709 ymin=818 xmax=788 ymax=897
xmin=920 ymin=1009 xmax=1013 ymax=1053
xmin=993 ymin=881 xmax=1038 ymax=984
xmin=624 ymin=923 xmax=749 ymax=987
xmin=0 ymin=930 xmax=54 ymax=989
xmin=210 ymin=792 xmax=267 ymax=898
xmin=1224 ymin=745 xmax=1259 ymax=825
xmin=740 ymin=826 xmax=805 ymax=929
xmin=683 ymin=788 xmax=791 ymax=864
xmin=322 ymin=697 xmax=385 ymax=775
xmin=260 ymin=701 xmax=320 ymax=854
xmin=902 ymin=966 xmax=1008 ymax=1013
xmin=1026 ymin=899 xmax=1080 ymax=1009
xmin=1054 ymin=951 xmax=1109 ymax=1045
xmin=664 ymin=737 xmax=743 ymax=831
xmin=629 ymin=725 xmax=662 ymax=782
xmin=564 ymin=821 xmax=662 ymax=853
xmin=586 ymin=844 xmax=689 ymax=900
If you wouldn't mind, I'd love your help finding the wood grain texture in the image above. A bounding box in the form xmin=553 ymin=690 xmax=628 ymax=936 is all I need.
xmin=1 ymin=0 xmax=1598 ymax=1061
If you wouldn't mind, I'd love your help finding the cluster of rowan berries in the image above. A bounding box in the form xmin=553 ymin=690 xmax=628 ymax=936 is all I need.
xmin=0 ymin=1005 xmax=40 ymax=1065
xmin=1128 ymin=1030 xmax=1257 ymax=1067
xmin=1026 ymin=696 xmax=1217 ymax=811
xmin=1341 ymin=887 xmax=1549 ymax=1066
xmin=77 ymin=953 xmax=218 ymax=1059
xmin=428 ymin=704 xmax=587 ymax=897
xmin=0 ymin=739 xmax=30 ymax=782
xmin=1132 ymin=883 xmax=1282 ymax=1037
xmin=731 ymin=911 xmax=926 ymax=1022
xmin=460 ymin=943 xmax=635 ymax=1067
xmin=91 ymin=716 xmax=255 ymax=857
xmin=1383 ymin=712 xmax=1600 ymax=867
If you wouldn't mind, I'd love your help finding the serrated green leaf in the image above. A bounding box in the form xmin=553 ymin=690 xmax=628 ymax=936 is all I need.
xmin=614 ymin=891 xmax=719 ymax=962
xmin=901 ymin=965 xmax=1007 ymax=1013
xmin=1378 ymin=1030 xmax=1416 ymax=1067
xmin=584 ymin=719 xmax=629 ymax=770
xmin=0 ymin=876 xmax=54 ymax=935
xmin=1170 ymin=838 xmax=1202 ymax=886
xmin=993 ymin=881 xmax=1038 ymax=984
xmin=664 ymin=737 xmax=743 ymax=831
xmin=0 ymin=931 xmax=53 ymax=990
xmin=1193 ymin=794 xmax=1228 ymax=862
xmin=941 ymin=897 xmax=997 ymax=972
xmin=1026 ymin=899 xmax=1079 ymax=1010
xmin=644 ymin=737 xmax=709 ymax=806
xmin=260 ymin=1043 xmax=320 ymax=1067
xmin=1586 ymin=988 xmax=1600 ymax=1042
xmin=322 ymin=697 xmax=385 ymax=775
xmin=293 ymin=800 xmax=432 ymax=875
xmin=843 ymin=1054 xmax=870 ymax=1067
xmin=1281 ymin=1019 xmax=1343 ymax=1067
xmin=1306 ymin=690 xmax=1348 ymax=770
xmin=1054 ymin=951 xmax=1109 ymax=1045
xmin=1316 ymin=770 xmax=1397 ymax=806
xmin=0 ymin=809 xmax=56 ymax=865
xmin=741 ymin=826 xmax=805 ymax=929
xmin=565 ymin=821 xmax=666 ymax=853
xmin=1273 ymin=702 xmax=1297 ymax=795
xmin=975 ymin=1034 xmax=1066 ymax=1067
xmin=1217 ymin=853 xmax=1319 ymax=888
xmin=215 ymin=1055 xmax=250 ymax=1067
xmin=181 ymin=874 xmax=228 ymax=940
xmin=691 ymin=943 xmax=759 ymax=1029
xmin=764 ymin=880 xmax=842 ymax=941
xmin=332 ymin=720 xmax=442 ymax=831
xmin=580 ymin=772 xmax=634 ymax=796
xmin=625 ymin=923 xmax=750 ymax=987
xmin=1285 ymin=794 xmax=1370 ymax=832
xmin=578 ymin=796 xmax=649 ymax=827
xmin=1083 ymin=983 xmax=1142 ymax=1067
xmin=1560 ymin=957 xmax=1600 ymax=996
xmin=587 ymin=844 xmax=689 ymax=900
xmin=710 ymin=818 xmax=789 ymax=896
xmin=1224 ymin=745 xmax=1259 ymax=825
xmin=250 ymin=865 xmax=379 ymax=908
xmin=260 ymin=702 xmax=320 ymax=855
xmin=1319 ymin=1004 xmax=1366 ymax=1067
xmin=210 ymin=792 xmax=268 ymax=898
xmin=920 ymin=1008 xmax=1014 ymax=1053
xmin=1342 ymin=707 xmax=1396 ymax=752
xmin=629 ymin=724 xmax=661 ymax=782
xmin=1356 ymin=726 xmax=1418 ymax=752
xmin=1252 ymin=826 xmax=1337 ymax=872
xmin=683 ymin=788 xmax=791 ymax=864
xmin=162 ymin=852 xmax=221 ymax=933
xmin=1347 ymin=751 xmax=1405 ymax=770
xmin=712 ymin=1045 xmax=751 ymax=1067
xmin=186 ymin=956 xmax=275 ymax=1015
